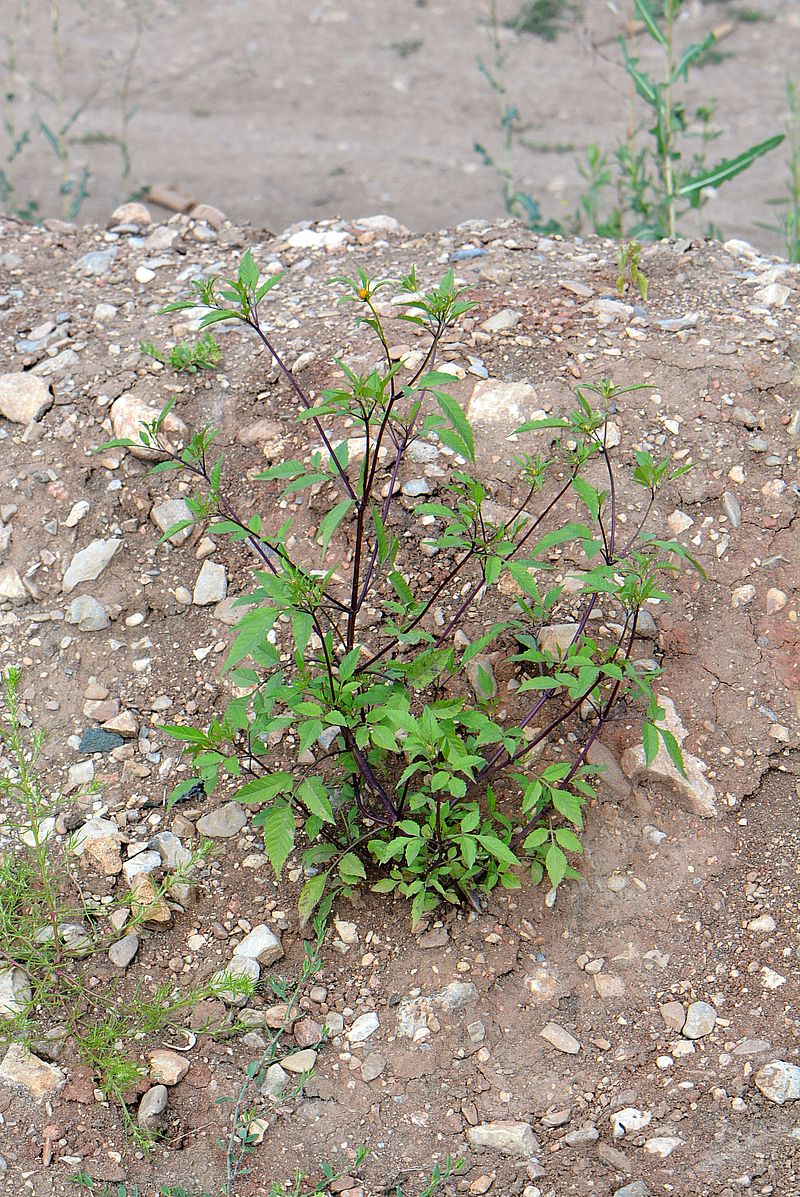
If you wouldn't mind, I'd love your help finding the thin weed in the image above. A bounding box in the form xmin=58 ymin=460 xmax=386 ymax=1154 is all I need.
xmin=140 ymin=332 xmax=222 ymax=374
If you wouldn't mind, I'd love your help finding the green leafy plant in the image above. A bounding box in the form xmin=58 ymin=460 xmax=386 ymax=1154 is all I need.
xmin=140 ymin=332 xmax=222 ymax=373
xmin=106 ymin=251 xmax=701 ymax=927
xmin=616 ymin=241 xmax=649 ymax=300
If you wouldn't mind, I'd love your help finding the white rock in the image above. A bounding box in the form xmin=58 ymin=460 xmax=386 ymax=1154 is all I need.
xmin=731 ymin=584 xmax=756 ymax=608
xmin=667 ymin=510 xmax=694 ymax=536
xmin=148 ymin=1049 xmax=189 ymax=1086
xmin=62 ymin=538 xmax=122 ymax=594
xmin=233 ymin=924 xmax=284 ymax=966
xmin=93 ymin=303 xmax=118 ymax=323
xmin=754 ymin=1060 xmax=800 ymax=1104
xmin=540 ymin=1022 xmax=580 ymax=1054
xmin=612 ymin=1108 xmax=652 ymax=1139
xmin=151 ymin=498 xmax=193 ymax=545
xmin=682 ymin=1000 xmax=717 ymax=1039
xmin=287 ymin=229 xmax=351 ymax=251
xmin=108 ymin=934 xmax=139 ymax=968
xmin=0 ymin=565 xmax=27 ymax=602
xmin=0 ymin=967 xmax=32 ymax=1019
xmin=0 ymin=374 xmax=53 ymax=423
xmin=347 ymin=1012 xmax=380 ymax=1044
xmin=761 ymin=967 xmax=786 ymax=990
xmin=645 ymin=1136 xmax=682 ymax=1158
xmin=466 ymin=1121 xmax=537 ymax=1157
xmin=110 ymin=392 xmax=187 ymax=461
xmin=621 ymin=694 xmax=717 ymax=817
xmin=138 ymin=1083 xmax=168 ymax=1129
xmin=212 ymin=955 xmax=260 ymax=1005
xmin=135 ymin=266 xmax=156 ymax=284
xmin=754 ymin=282 xmax=790 ymax=307
xmin=65 ymin=595 xmax=110 ymax=631
xmin=262 ymin=1062 xmax=288 ymax=1097
xmin=193 ymin=560 xmax=227 ymax=605
xmin=481 ymin=309 xmax=522 ymax=333
xmin=0 ymin=1045 xmax=65 ymax=1098
xmin=281 ymin=1048 xmax=317 ymax=1073
xmin=334 ymin=919 xmax=359 ymax=944
xmin=196 ymin=802 xmax=246 ymax=839
xmin=112 ymin=201 xmax=151 ymax=226
xmin=467 ymin=379 xmax=537 ymax=428
xmin=747 ymin=914 xmax=776 ymax=933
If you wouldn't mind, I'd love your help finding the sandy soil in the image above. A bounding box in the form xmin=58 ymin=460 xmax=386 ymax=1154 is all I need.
xmin=2 ymin=0 xmax=799 ymax=252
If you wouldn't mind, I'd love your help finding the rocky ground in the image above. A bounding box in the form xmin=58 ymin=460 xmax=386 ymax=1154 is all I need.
xmin=0 ymin=205 xmax=798 ymax=1196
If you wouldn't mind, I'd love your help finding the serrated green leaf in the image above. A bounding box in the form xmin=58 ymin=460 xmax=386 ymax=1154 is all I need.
xmin=545 ymin=843 xmax=568 ymax=888
xmin=435 ymin=393 xmax=475 ymax=463
xmin=658 ymin=726 xmax=686 ymax=778
xmin=553 ymin=827 xmax=583 ymax=853
xmin=261 ymin=802 xmax=295 ymax=877
xmin=642 ymin=719 xmax=659 ymax=765
xmin=338 ymin=852 xmax=367 ymax=884
xmin=476 ymin=834 xmax=520 ymax=867
xmin=678 ymin=134 xmax=784 ymax=201
xmin=298 ymin=778 xmax=334 ymax=824
xmin=238 ymin=250 xmax=260 ymax=291
xmin=298 ymin=871 xmax=328 ymax=925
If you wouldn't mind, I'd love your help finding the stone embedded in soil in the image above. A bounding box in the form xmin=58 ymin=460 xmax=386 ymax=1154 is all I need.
xmin=347 ymin=1012 xmax=380 ymax=1044
xmin=613 ymin=1185 xmax=652 ymax=1197
xmin=62 ymin=538 xmax=122 ymax=594
xmin=612 ymin=1108 xmax=652 ymax=1139
xmin=110 ymin=392 xmax=187 ymax=461
xmin=0 ymin=565 xmax=28 ymax=603
xmin=150 ymin=831 xmax=191 ymax=871
xmin=540 ymin=1022 xmax=580 ymax=1054
xmin=150 ymin=497 xmax=193 ymax=545
xmin=644 ymin=1136 xmax=682 ymax=1158
xmin=467 ymin=378 xmax=537 ymax=428
xmin=722 ymin=491 xmax=742 ymax=528
xmin=747 ymin=914 xmax=777 ymax=932
xmin=282 ymin=1048 xmax=317 ymax=1073
xmin=65 ymin=595 xmax=110 ymax=631
xmin=481 ymin=308 xmax=522 ymax=333
xmin=682 ymin=1001 xmax=717 ymax=1039
xmin=138 ymin=1083 xmax=168 ymax=1130
xmin=129 ymin=873 xmax=171 ymax=926
xmin=523 ymin=965 xmax=561 ymax=1005
xmin=0 ymin=1045 xmax=65 ymax=1098
xmin=660 ymin=1001 xmax=686 ymax=1033
xmin=754 ymin=1061 xmax=800 ymax=1104
xmin=466 ymin=1120 xmax=537 ymax=1157
xmin=108 ymin=934 xmax=139 ymax=968
xmin=0 ymin=373 xmax=53 ymax=423
xmin=466 ymin=654 xmax=497 ymax=699
xmin=0 ymin=967 xmax=32 ymax=1019
xmin=233 ymin=924 xmax=284 ymax=966
xmin=539 ymin=622 xmax=580 ymax=657
xmin=78 ymin=727 xmax=124 ymax=754
xmin=564 ymin=1125 xmax=600 ymax=1146
xmin=148 ymin=1049 xmax=189 ymax=1086
xmin=262 ymin=1062 xmax=289 ymax=1097
xmin=122 ymin=852 xmax=162 ymax=883
xmin=586 ymin=741 xmax=632 ymax=800
xmin=621 ymin=694 xmax=717 ymax=818
xmin=196 ymin=802 xmax=247 ymax=838
xmin=360 ymin=1053 xmax=386 ymax=1082
xmin=433 ymin=981 xmax=477 ymax=1010
xmin=594 ymin=974 xmax=625 ymax=998
xmin=212 ymin=955 xmax=260 ymax=1005
xmin=193 ymin=559 xmax=228 ymax=605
